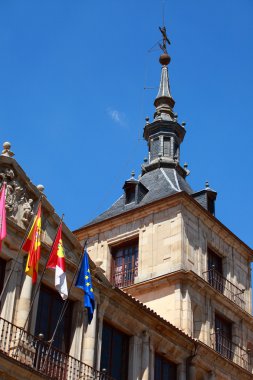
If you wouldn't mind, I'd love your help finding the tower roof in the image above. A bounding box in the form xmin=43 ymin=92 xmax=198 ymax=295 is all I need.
xmin=80 ymin=26 xmax=217 ymax=228
xmin=86 ymin=167 xmax=193 ymax=226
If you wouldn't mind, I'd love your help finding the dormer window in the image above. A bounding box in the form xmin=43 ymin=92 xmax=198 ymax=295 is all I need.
xmin=125 ymin=183 xmax=136 ymax=204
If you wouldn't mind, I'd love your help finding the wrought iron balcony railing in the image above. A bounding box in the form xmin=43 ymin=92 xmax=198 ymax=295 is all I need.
xmin=202 ymin=268 xmax=245 ymax=310
xmin=111 ymin=267 xmax=136 ymax=288
xmin=211 ymin=331 xmax=251 ymax=371
xmin=0 ymin=317 xmax=114 ymax=380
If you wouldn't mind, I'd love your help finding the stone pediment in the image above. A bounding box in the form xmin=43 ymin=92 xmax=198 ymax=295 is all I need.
xmin=0 ymin=143 xmax=82 ymax=267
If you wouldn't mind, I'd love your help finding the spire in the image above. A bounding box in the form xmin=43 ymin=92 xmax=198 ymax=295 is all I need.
xmin=154 ymin=27 xmax=175 ymax=119
xmin=142 ymin=26 xmax=187 ymax=176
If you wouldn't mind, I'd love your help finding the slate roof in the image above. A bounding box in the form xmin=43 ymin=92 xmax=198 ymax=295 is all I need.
xmin=86 ymin=167 xmax=193 ymax=226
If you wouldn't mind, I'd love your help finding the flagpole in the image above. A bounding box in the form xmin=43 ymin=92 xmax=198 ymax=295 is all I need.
xmin=41 ymin=239 xmax=88 ymax=373
xmin=13 ymin=214 xmax=65 ymax=358
xmin=23 ymin=214 xmax=65 ymax=329
xmin=0 ymin=195 xmax=43 ymax=304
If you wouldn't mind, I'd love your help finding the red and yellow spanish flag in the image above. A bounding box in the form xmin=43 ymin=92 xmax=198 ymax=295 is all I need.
xmin=46 ymin=222 xmax=68 ymax=300
xmin=22 ymin=204 xmax=42 ymax=284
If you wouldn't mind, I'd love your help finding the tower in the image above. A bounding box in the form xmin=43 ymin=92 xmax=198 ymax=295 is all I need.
xmin=75 ymin=26 xmax=253 ymax=378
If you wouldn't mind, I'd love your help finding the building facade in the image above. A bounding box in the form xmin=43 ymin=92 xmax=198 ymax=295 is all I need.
xmin=0 ymin=29 xmax=253 ymax=380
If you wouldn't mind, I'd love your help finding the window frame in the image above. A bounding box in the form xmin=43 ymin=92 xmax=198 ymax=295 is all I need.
xmin=154 ymin=353 xmax=177 ymax=380
xmin=35 ymin=283 xmax=73 ymax=353
xmin=110 ymin=239 xmax=139 ymax=288
xmin=214 ymin=313 xmax=233 ymax=360
xmin=100 ymin=320 xmax=129 ymax=380
xmin=207 ymin=247 xmax=224 ymax=293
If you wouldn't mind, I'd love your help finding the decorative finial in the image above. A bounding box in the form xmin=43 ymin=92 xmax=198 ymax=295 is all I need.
xmin=145 ymin=117 xmax=150 ymax=125
xmin=2 ymin=142 xmax=14 ymax=158
xmin=159 ymin=26 xmax=171 ymax=66
xmin=95 ymin=258 xmax=103 ymax=268
xmin=131 ymin=171 xmax=135 ymax=178
xmin=159 ymin=26 xmax=171 ymax=52
xmin=205 ymin=181 xmax=209 ymax=189
xmin=143 ymin=157 xmax=148 ymax=163
xmin=37 ymin=184 xmax=45 ymax=192
xmin=182 ymin=121 xmax=186 ymax=127
xmin=184 ymin=162 xmax=190 ymax=176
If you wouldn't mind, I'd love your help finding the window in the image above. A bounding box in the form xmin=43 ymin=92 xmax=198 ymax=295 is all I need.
xmin=155 ymin=354 xmax=177 ymax=380
xmin=35 ymin=284 xmax=73 ymax=353
xmin=163 ymin=137 xmax=171 ymax=157
xmin=111 ymin=240 xmax=138 ymax=287
xmin=125 ymin=183 xmax=136 ymax=204
xmin=215 ymin=314 xmax=232 ymax=360
xmin=100 ymin=321 xmax=129 ymax=380
xmin=151 ymin=137 xmax=160 ymax=161
xmin=207 ymin=247 xmax=223 ymax=293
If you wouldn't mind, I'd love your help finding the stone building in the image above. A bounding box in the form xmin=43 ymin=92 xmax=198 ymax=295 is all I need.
xmin=0 ymin=29 xmax=253 ymax=380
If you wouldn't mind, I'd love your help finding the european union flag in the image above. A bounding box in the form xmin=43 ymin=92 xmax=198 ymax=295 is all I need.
xmin=75 ymin=250 xmax=95 ymax=324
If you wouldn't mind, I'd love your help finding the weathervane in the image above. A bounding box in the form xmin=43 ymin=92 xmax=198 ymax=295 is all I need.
xmin=159 ymin=26 xmax=171 ymax=54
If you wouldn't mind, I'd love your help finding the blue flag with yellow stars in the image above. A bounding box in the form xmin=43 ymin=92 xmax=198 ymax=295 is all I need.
xmin=75 ymin=250 xmax=95 ymax=324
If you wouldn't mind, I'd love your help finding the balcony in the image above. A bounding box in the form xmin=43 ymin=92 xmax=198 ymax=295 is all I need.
xmin=0 ymin=317 xmax=114 ymax=380
xmin=202 ymin=268 xmax=245 ymax=310
xmin=111 ymin=267 xmax=136 ymax=288
xmin=211 ymin=331 xmax=251 ymax=371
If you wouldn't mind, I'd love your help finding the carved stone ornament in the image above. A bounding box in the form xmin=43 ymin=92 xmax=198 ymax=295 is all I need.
xmin=0 ymin=167 xmax=35 ymax=228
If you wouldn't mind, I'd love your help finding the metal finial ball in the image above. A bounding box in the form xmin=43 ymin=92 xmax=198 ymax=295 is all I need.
xmin=131 ymin=171 xmax=135 ymax=178
xmin=3 ymin=142 xmax=11 ymax=150
xmin=145 ymin=116 xmax=150 ymax=122
xmin=37 ymin=184 xmax=45 ymax=192
xmin=159 ymin=53 xmax=171 ymax=66
xmin=205 ymin=181 xmax=209 ymax=188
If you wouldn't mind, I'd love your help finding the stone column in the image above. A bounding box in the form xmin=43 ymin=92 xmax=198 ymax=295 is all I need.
xmin=0 ymin=259 xmax=22 ymax=322
xmin=129 ymin=335 xmax=142 ymax=380
xmin=141 ymin=331 xmax=150 ymax=380
xmin=96 ymin=298 xmax=109 ymax=371
xmin=82 ymin=305 xmax=97 ymax=368
xmin=177 ymin=361 xmax=186 ymax=380
xmin=70 ymin=301 xmax=85 ymax=361
xmin=15 ymin=270 xmax=33 ymax=327
xmin=149 ymin=343 xmax=154 ymax=380
xmin=181 ymin=284 xmax=192 ymax=335
xmin=188 ymin=363 xmax=196 ymax=380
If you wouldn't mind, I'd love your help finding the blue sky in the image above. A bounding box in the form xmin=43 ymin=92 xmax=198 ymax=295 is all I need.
xmin=1 ymin=0 xmax=253 ymax=249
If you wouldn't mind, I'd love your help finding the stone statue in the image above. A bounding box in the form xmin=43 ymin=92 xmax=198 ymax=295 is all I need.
xmin=21 ymin=198 xmax=34 ymax=226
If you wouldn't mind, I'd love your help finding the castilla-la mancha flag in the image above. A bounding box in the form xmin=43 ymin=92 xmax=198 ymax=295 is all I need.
xmin=46 ymin=222 xmax=68 ymax=300
xmin=0 ymin=182 xmax=7 ymax=252
xmin=23 ymin=204 xmax=42 ymax=284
